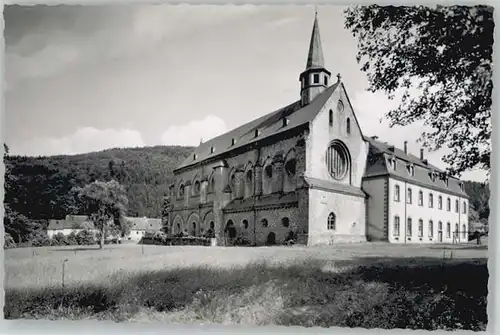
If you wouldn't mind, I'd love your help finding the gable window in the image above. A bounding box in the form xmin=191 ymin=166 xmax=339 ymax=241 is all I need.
xmin=329 ymin=110 xmax=333 ymax=126
xmin=407 ymin=218 xmax=412 ymax=237
xmin=346 ymin=118 xmax=351 ymax=134
xmin=394 ymin=185 xmax=400 ymax=202
xmin=326 ymin=140 xmax=350 ymax=180
xmin=393 ymin=216 xmax=400 ymax=236
xmin=446 ymin=222 xmax=451 ymax=238
xmin=429 ymin=220 xmax=434 ymax=238
xmin=327 ymin=212 xmax=336 ymax=230
xmin=438 ymin=196 xmax=443 ymax=210
xmin=446 ymin=197 xmax=451 ymax=211
xmin=463 ymin=201 xmax=467 ymax=214
xmin=407 ymin=188 xmax=412 ymax=204
xmin=455 ymin=199 xmax=459 ymax=212
xmin=418 ymin=190 xmax=423 ymax=206
xmin=313 ymin=74 xmax=319 ymax=84
xmin=418 ymin=219 xmax=423 ymax=237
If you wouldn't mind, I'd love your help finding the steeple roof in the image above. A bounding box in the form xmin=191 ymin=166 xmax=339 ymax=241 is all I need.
xmin=305 ymin=12 xmax=325 ymax=70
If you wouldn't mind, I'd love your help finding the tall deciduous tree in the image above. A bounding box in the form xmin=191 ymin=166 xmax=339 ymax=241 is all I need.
xmin=73 ymin=180 xmax=128 ymax=249
xmin=344 ymin=5 xmax=493 ymax=176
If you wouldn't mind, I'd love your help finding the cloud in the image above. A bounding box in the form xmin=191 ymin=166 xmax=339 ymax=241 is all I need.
xmin=160 ymin=115 xmax=228 ymax=146
xmin=11 ymin=127 xmax=145 ymax=156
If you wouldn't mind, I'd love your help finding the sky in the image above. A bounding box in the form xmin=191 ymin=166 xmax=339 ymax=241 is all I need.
xmin=4 ymin=4 xmax=487 ymax=182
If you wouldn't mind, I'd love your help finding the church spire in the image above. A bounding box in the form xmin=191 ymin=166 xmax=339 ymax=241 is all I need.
xmin=305 ymin=10 xmax=325 ymax=70
xmin=299 ymin=10 xmax=331 ymax=107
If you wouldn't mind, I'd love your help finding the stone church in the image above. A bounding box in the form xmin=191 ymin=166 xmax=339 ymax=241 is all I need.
xmin=163 ymin=14 xmax=469 ymax=246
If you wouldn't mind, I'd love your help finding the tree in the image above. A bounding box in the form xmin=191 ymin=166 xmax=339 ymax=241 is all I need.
xmin=73 ymin=180 xmax=129 ymax=249
xmin=344 ymin=5 xmax=493 ymax=176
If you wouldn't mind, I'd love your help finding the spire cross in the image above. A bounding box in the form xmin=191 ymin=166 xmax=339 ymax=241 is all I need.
xmin=315 ymin=5 xmax=318 ymax=17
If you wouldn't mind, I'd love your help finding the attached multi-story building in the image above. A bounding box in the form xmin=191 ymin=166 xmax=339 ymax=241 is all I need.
xmin=163 ymin=13 xmax=469 ymax=246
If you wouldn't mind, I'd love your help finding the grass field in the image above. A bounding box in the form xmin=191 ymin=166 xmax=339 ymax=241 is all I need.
xmin=4 ymin=242 xmax=489 ymax=330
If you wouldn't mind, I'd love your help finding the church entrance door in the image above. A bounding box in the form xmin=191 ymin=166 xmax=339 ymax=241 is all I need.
xmin=266 ymin=232 xmax=276 ymax=246
xmin=224 ymin=220 xmax=237 ymax=246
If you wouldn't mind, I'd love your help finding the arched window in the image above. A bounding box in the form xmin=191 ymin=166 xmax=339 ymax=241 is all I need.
xmin=191 ymin=222 xmax=197 ymax=236
xmin=246 ymin=170 xmax=253 ymax=183
xmin=447 ymin=197 xmax=451 ymax=211
xmin=455 ymin=223 xmax=459 ymax=239
xmin=462 ymin=224 xmax=467 ymax=239
xmin=438 ymin=221 xmax=443 ymax=231
xmin=179 ymin=184 xmax=185 ymax=197
xmin=285 ymin=159 xmax=296 ymax=177
xmin=418 ymin=219 xmax=423 ymax=237
xmin=429 ymin=193 xmax=434 ymax=208
xmin=407 ymin=187 xmax=412 ymax=204
xmin=446 ymin=222 xmax=451 ymax=238
xmin=429 ymin=220 xmax=434 ymax=238
xmin=327 ymin=212 xmax=336 ymax=230
xmin=265 ymin=165 xmax=273 ymax=179
xmin=326 ymin=140 xmax=350 ymax=181
xmin=393 ymin=216 xmax=400 ymax=236
xmin=418 ymin=190 xmax=423 ymax=206
xmin=282 ymin=217 xmax=290 ymax=228
xmin=346 ymin=118 xmax=351 ymax=134
xmin=242 ymin=219 xmax=249 ymax=229
xmin=261 ymin=219 xmax=268 ymax=228
xmin=209 ymin=176 xmax=215 ymax=193
xmin=194 ymin=180 xmax=201 ymax=195
xmin=407 ymin=218 xmax=412 ymax=237
xmin=463 ymin=201 xmax=467 ymax=214
xmin=329 ymin=109 xmax=333 ymax=126
xmin=455 ymin=199 xmax=459 ymax=212
xmin=438 ymin=196 xmax=443 ymax=209
xmin=210 ymin=221 xmax=215 ymax=230
xmin=394 ymin=185 xmax=400 ymax=202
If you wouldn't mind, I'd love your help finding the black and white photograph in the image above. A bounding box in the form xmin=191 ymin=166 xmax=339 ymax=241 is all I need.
xmin=2 ymin=3 xmax=492 ymax=331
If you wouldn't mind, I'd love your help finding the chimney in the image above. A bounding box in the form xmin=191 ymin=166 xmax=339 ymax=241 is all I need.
xmin=420 ymin=148 xmax=424 ymax=160
xmin=404 ymin=141 xmax=408 ymax=154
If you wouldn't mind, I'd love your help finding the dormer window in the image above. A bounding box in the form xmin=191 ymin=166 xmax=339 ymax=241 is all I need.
xmin=210 ymin=146 xmax=215 ymax=154
xmin=429 ymin=171 xmax=437 ymax=182
xmin=193 ymin=153 xmax=197 ymax=160
xmin=389 ymin=157 xmax=397 ymax=170
xmin=459 ymin=182 xmax=464 ymax=191
xmin=282 ymin=118 xmax=289 ymax=127
xmin=254 ymin=129 xmax=260 ymax=137
xmin=231 ymin=138 xmax=236 ymax=146
xmin=407 ymin=164 xmax=415 ymax=177
xmin=313 ymin=74 xmax=319 ymax=84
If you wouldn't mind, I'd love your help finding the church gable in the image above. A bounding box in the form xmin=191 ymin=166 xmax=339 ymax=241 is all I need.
xmin=306 ymin=81 xmax=369 ymax=189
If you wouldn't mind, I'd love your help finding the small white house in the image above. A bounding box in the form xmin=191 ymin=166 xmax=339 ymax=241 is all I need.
xmin=47 ymin=215 xmax=99 ymax=238
xmin=125 ymin=217 xmax=163 ymax=242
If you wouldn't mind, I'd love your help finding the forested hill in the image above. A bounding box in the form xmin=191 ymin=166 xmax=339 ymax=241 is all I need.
xmin=4 ymin=145 xmax=490 ymax=224
xmin=4 ymin=146 xmax=194 ymax=220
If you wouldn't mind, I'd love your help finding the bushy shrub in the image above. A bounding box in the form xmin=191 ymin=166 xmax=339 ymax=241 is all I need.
xmin=66 ymin=232 xmax=78 ymax=246
xmin=76 ymin=230 xmax=97 ymax=245
xmin=51 ymin=232 xmax=68 ymax=246
xmin=4 ymin=232 xmax=16 ymax=249
xmin=29 ymin=232 xmax=52 ymax=247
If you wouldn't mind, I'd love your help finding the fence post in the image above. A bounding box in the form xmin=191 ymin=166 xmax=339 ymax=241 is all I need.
xmin=62 ymin=258 xmax=68 ymax=289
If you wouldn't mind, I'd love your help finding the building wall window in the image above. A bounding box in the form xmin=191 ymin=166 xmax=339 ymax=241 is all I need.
xmin=447 ymin=197 xmax=451 ymax=211
xmin=394 ymin=185 xmax=400 ymax=202
xmin=455 ymin=223 xmax=459 ymax=238
xmin=326 ymin=140 xmax=350 ymax=180
xmin=429 ymin=220 xmax=434 ymax=238
xmin=282 ymin=217 xmax=290 ymax=228
xmin=429 ymin=193 xmax=434 ymax=208
xmin=438 ymin=221 xmax=443 ymax=232
xmin=393 ymin=216 xmax=400 ymax=236
xmin=455 ymin=199 xmax=459 ymax=213
xmin=407 ymin=188 xmax=412 ymax=204
xmin=418 ymin=219 xmax=424 ymax=237
xmin=261 ymin=219 xmax=268 ymax=228
xmin=327 ymin=212 xmax=336 ymax=230
xmin=242 ymin=219 xmax=249 ymax=229
xmin=438 ymin=196 xmax=443 ymax=210
xmin=462 ymin=224 xmax=467 ymax=239
xmin=446 ymin=222 xmax=451 ymax=238
xmin=463 ymin=201 xmax=467 ymax=214
xmin=407 ymin=218 xmax=412 ymax=237
xmin=418 ymin=190 xmax=423 ymax=206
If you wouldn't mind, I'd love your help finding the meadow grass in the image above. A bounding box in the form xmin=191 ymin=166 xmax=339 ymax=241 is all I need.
xmin=4 ymin=243 xmax=489 ymax=330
